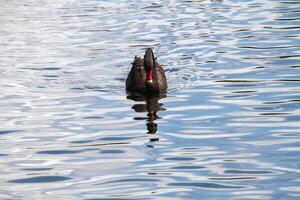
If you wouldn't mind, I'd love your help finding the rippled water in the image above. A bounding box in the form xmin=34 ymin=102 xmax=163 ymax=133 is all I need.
xmin=1 ymin=0 xmax=300 ymax=199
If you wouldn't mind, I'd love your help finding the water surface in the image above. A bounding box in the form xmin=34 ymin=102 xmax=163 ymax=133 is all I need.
xmin=0 ymin=0 xmax=300 ymax=199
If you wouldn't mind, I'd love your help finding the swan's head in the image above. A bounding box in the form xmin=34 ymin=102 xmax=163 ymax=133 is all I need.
xmin=144 ymin=48 xmax=156 ymax=84
xmin=144 ymin=48 xmax=155 ymax=72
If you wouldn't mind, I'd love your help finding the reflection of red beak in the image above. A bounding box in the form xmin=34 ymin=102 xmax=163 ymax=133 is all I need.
xmin=147 ymin=70 xmax=153 ymax=84
xmin=147 ymin=111 xmax=156 ymax=119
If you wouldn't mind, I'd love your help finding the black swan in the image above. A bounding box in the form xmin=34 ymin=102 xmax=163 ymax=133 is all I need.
xmin=126 ymin=48 xmax=167 ymax=95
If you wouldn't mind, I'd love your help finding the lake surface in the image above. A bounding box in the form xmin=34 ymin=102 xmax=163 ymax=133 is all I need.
xmin=1 ymin=0 xmax=300 ymax=199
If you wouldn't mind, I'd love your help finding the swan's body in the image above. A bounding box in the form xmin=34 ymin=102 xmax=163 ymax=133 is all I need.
xmin=126 ymin=48 xmax=167 ymax=95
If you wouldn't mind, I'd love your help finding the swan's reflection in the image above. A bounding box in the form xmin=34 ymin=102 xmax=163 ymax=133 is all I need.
xmin=127 ymin=94 xmax=166 ymax=135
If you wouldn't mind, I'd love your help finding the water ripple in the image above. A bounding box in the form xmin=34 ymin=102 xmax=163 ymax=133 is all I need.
xmin=0 ymin=0 xmax=300 ymax=199
xmin=8 ymin=176 xmax=71 ymax=184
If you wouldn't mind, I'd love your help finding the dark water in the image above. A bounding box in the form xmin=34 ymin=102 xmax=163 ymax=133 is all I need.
xmin=1 ymin=0 xmax=300 ymax=199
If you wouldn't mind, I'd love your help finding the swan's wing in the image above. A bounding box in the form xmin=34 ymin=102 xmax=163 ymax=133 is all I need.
xmin=126 ymin=56 xmax=146 ymax=93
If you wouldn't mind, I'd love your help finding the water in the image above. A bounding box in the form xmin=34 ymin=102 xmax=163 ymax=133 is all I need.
xmin=0 ymin=0 xmax=300 ymax=199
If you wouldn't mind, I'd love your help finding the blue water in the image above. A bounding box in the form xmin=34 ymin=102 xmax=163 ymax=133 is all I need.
xmin=0 ymin=0 xmax=300 ymax=199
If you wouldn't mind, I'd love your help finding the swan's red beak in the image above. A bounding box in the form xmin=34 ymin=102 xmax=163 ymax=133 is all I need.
xmin=147 ymin=70 xmax=153 ymax=84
